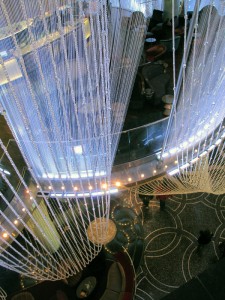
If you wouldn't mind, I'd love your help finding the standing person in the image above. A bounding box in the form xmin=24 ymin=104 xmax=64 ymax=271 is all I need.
xmin=156 ymin=194 xmax=168 ymax=211
xmin=155 ymin=181 xmax=170 ymax=211
xmin=139 ymin=194 xmax=153 ymax=208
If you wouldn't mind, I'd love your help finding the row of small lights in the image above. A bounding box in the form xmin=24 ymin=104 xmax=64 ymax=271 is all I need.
xmin=36 ymin=173 xmax=147 ymax=193
xmin=167 ymin=130 xmax=225 ymax=176
xmin=161 ymin=118 xmax=222 ymax=159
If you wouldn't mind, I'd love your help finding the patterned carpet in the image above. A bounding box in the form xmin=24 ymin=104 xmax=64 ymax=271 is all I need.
xmin=135 ymin=193 xmax=225 ymax=300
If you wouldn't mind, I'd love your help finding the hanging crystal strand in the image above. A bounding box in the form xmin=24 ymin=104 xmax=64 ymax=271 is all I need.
xmin=194 ymin=2 xmax=213 ymax=117
xmin=0 ymin=287 xmax=7 ymax=300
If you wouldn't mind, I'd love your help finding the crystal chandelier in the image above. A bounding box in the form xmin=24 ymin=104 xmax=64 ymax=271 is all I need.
xmin=0 ymin=0 xmax=149 ymax=280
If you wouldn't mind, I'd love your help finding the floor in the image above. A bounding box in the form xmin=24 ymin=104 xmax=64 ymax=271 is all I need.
xmin=134 ymin=192 xmax=225 ymax=299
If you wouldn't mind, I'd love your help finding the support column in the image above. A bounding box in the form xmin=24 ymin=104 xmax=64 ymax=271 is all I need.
xmin=27 ymin=200 xmax=61 ymax=253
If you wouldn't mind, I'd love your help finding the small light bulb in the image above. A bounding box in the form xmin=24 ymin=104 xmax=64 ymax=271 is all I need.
xmin=128 ymin=178 xmax=132 ymax=182
xmin=115 ymin=182 xmax=121 ymax=187
xmin=141 ymin=174 xmax=145 ymax=178
xmin=2 ymin=232 xmax=8 ymax=238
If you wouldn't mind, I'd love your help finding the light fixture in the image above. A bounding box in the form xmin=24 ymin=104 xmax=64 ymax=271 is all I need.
xmin=180 ymin=163 xmax=190 ymax=169
xmin=169 ymin=147 xmax=179 ymax=154
xmin=73 ymin=145 xmax=83 ymax=154
xmin=2 ymin=232 xmax=8 ymax=238
xmin=168 ymin=168 xmax=179 ymax=175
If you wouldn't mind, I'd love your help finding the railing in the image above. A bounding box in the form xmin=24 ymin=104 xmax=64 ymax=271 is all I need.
xmin=114 ymin=117 xmax=168 ymax=165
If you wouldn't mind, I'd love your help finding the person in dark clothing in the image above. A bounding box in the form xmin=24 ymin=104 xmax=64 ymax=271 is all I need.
xmin=198 ymin=230 xmax=213 ymax=245
xmin=139 ymin=194 xmax=153 ymax=207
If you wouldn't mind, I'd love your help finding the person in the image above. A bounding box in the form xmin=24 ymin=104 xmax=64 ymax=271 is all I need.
xmin=198 ymin=230 xmax=213 ymax=245
xmin=156 ymin=194 xmax=168 ymax=211
xmin=139 ymin=194 xmax=153 ymax=208
xmin=155 ymin=184 xmax=170 ymax=211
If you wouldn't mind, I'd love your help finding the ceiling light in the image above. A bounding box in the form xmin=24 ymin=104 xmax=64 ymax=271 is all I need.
xmin=74 ymin=145 xmax=83 ymax=154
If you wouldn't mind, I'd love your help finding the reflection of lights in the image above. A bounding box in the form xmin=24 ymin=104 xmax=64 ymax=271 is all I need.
xmin=102 ymin=183 xmax=107 ymax=189
xmin=42 ymin=171 xmax=106 ymax=179
xmin=194 ymin=149 xmax=198 ymax=153
xmin=180 ymin=141 xmax=188 ymax=148
xmin=50 ymin=189 xmax=118 ymax=198
xmin=168 ymin=168 xmax=179 ymax=175
xmin=180 ymin=163 xmax=190 ymax=169
xmin=162 ymin=152 xmax=169 ymax=158
xmin=204 ymin=124 xmax=210 ymax=130
xmin=48 ymin=186 xmax=52 ymax=190
xmin=200 ymin=151 xmax=207 ymax=157
xmin=215 ymin=139 xmax=222 ymax=145
xmin=189 ymin=136 xmax=195 ymax=142
xmin=169 ymin=147 xmax=178 ymax=154
xmin=153 ymin=170 xmax=156 ymax=174
xmin=208 ymin=145 xmax=215 ymax=151
xmin=128 ymin=177 xmax=132 ymax=182
xmin=47 ymin=173 xmax=54 ymax=179
xmin=115 ymin=181 xmax=121 ymax=187
xmin=61 ymin=186 xmax=65 ymax=190
xmin=26 ymin=190 xmax=29 ymax=194
xmin=22 ymin=207 xmax=26 ymax=212
xmin=73 ymin=186 xmax=78 ymax=191
xmin=0 ymin=167 xmax=10 ymax=175
xmin=191 ymin=157 xmax=199 ymax=164
xmin=141 ymin=174 xmax=145 ymax=178
xmin=14 ymin=220 xmax=18 ymax=225
xmin=164 ymin=165 xmax=168 ymax=169
xmin=174 ymin=160 xmax=178 ymax=164
xmin=88 ymin=186 xmax=93 ymax=190
xmin=197 ymin=130 xmax=202 ymax=137
xmin=37 ymin=185 xmax=39 ymax=188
